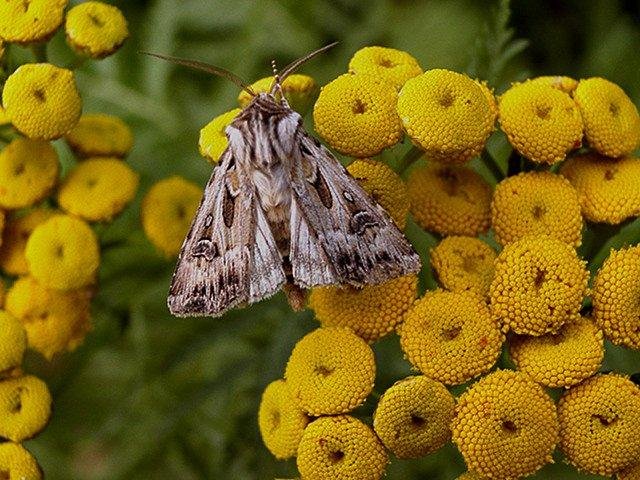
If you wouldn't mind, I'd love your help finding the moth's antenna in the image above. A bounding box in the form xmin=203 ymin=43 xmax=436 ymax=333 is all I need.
xmin=141 ymin=51 xmax=256 ymax=97
xmin=271 ymin=59 xmax=283 ymax=98
xmin=270 ymin=42 xmax=339 ymax=94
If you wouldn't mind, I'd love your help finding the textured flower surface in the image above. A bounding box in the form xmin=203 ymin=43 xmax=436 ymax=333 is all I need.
xmin=560 ymin=154 xmax=640 ymax=224
xmin=64 ymin=113 xmax=134 ymax=158
xmin=529 ymin=75 xmax=579 ymax=93
xmin=0 ymin=311 xmax=27 ymax=377
xmin=313 ymin=73 xmax=403 ymax=157
xmin=373 ymin=376 xmax=454 ymax=459
xmin=0 ymin=375 xmax=52 ymax=442
xmin=592 ymin=245 xmax=640 ymax=348
xmin=0 ymin=442 xmax=42 ymax=480
xmin=284 ymin=327 xmax=375 ymax=415
xmin=509 ymin=317 xmax=604 ymax=387
xmin=558 ymin=374 xmax=640 ymax=475
xmin=407 ymin=162 xmax=492 ymax=236
xmin=491 ymin=171 xmax=583 ymax=247
xmin=451 ymin=370 xmax=559 ymax=479
xmin=498 ymin=80 xmax=583 ymax=164
xmin=348 ymin=46 xmax=422 ymax=89
xmin=490 ymin=235 xmax=588 ymax=335
xmin=65 ymin=1 xmax=129 ymax=58
xmin=309 ymin=275 xmax=417 ymax=343
xmin=258 ymin=379 xmax=309 ymax=460
xmin=2 ymin=64 xmax=82 ymax=140
xmin=198 ymin=108 xmax=241 ymax=163
xmin=400 ymin=290 xmax=503 ymax=385
xmin=0 ymin=209 xmax=55 ymax=276
xmin=398 ymin=69 xmax=493 ymax=164
xmin=297 ymin=415 xmax=388 ymax=480
xmin=0 ymin=0 xmax=67 ymax=44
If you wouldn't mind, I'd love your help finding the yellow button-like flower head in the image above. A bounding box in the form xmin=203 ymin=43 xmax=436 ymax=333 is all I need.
xmin=560 ymin=154 xmax=640 ymax=224
xmin=592 ymin=245 xmax=640 ymax=348
xmin=313 ymin=73 xmax=403 ymax=157
xmin=574 ymin=77 xmax=640 ymax=157
xmin=474 ymin=80 xmax=498 ymax=126
xmin=498 ymin=80 xmax=583 ymax=164
xmin=0 ymin=311 xmax=27 ymax=378
xmin=400 ymin=290 xmax=504 ymax=385
xmin=57 ymin=158 xmax=139 ymax=222
xmin=198 ymin=108 xmax=241 ymax=164
xmin=373 ymin=376 xmax=454 ymax=459
xmin=284 ymin=327 xmax=375 ymax=415
xmin=407 ymin=162 xmax=492 ymax=236
xmin=0 ymin=0 xmax=67 ymax=44
xmin=558 ymin=374 xmax=640 ymax=476
xmin=0 ymin=442 xmax=42 ymax=480
xmin=65 ymin=113 xmax=134 ymax=158
xmin=430 ymin=236 xmax=496 ymax=297
xmin=6 ymin=277 xmax=92 ymax=360
xmin=258 ymin=379 xmax=309 ymax=460
xmin=491 ymin=171 xmax=583 ymax=247
xmin=398 ymin=69 xmax=494 ymax=164
xmin=309 ymin=275 xmax=417 ymax=343
xmin=0 ymin=375 xmax=51 ymax=442
xmin=509 ymin=317 xmax=604 ymax=388
xmin=490 ymin=235 xmax=588 ymax=335
xmin=0 ymin=209 xmax=55 ymax=276
xmin=346 ymin=158 xmax=409 ymax=229
xmin=348 ymin=46 xmax=422 ymax=89
xmin=452 ymin=369 xmax=559 ymax=479
xmin=297 ymin=415 xmax=388 ymax=480
xmin=0 ymin=138 xmax=59 ymax=210
xmin=141 ymin=176 xmax=203 ymax=257
xmin=2 ymin=64 xmax=82 ymax=140
xmin=65 ymin=1 xmax=129 ymax=58
xmin=529 ymin=75 xmax=579 ymax=94
xmin=25 ymin=215 xmax=100 ymax=290
xmin=238 ymin=74 xmax=318 ymax=114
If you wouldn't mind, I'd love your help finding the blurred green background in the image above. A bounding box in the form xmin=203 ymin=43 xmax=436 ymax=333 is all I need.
xmin=14 ymin=0 xmax=640 ymax=478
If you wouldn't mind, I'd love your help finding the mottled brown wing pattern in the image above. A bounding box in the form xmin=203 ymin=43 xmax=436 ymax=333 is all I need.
xmin=290 ymin=134 xmax=421 ymax=288
xmin=167 ymin=149 xmax=285 ymax=317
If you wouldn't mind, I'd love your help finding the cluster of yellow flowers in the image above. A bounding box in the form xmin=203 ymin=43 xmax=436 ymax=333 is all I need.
xmin=0 ymin=2 xmax=133 ymax=476
xmin=230 ymin=46 xmax=640 ymax=479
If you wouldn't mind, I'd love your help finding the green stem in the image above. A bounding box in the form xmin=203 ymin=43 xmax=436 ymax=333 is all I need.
xmin=30 ymin=43 xmax=48 ymax=63
xmin=65 ymin=55 xmax=88 ymax=71
xmin=0 ymin=130 xmax=13 ymax=144
xmin=480 ymin=149 xmax=505 ymax=182
xmin=397 ymin=145 xmax=423 ymax=174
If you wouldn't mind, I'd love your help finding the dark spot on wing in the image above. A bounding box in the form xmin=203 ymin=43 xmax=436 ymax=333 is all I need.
xmin=312 ymin=136 xmax=322 ymax=148
xmin=310 ymin=170 xmax=333 ymax=209
xmin=191 ymin=239 xmax=218 ymax=261
xmin=222 ymin=185 xmax=235 ymax=228
xmin=300 ymin=142 xmax=312 ymax=156
xmin=350 ymin=210 xmax=379 ymax=235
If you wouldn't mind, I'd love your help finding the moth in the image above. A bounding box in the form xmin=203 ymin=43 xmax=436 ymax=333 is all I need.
xmin=145 ymin=45 xmax=421 ymax=317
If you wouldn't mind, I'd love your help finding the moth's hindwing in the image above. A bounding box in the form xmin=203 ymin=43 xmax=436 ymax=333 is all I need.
xmin=167 ymin=148 xmax=285 ymax=317
xmin=290 ymin=133 xmax=422 ymax=288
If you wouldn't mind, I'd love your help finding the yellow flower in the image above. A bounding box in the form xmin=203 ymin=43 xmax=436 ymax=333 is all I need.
xmin=373 ymin=376 xmax=454 ymax=459
xmin=284 ymin=327 xmax=375 ymax=416
xmin=238 ymin=74 xmax=318 ymax=113
xmin=509 ymin=317 xmax=604 ymax=388
xmin=0 ymin=138 xmax=59 ymax=210
xmin=5 ymin=277 xmax=92 ymax=360
xmin=313 ymin=73 xmax=403 ymax=157
xmin=0 ymin=375 xmax=52 ymax=442
xmin=348 ymin=46 xmax=422 ymax=89
xmin=574 ymin=77 xmax=640 ymax=158
xmin=398 ymin=69 xmax=494 ymax=164
xmin=141 ymin=176 xmax=203 ymax=257
xmin=498 ymin=80 xmax=583 ymax=164
xmin=0 ymin=0 xmax=67 ymax=44
xmin=309 ymin=275 xmax=417 ymax=343
xmin=0 ymin=209 xmax=55 ymax=276
xmin=529 ymin=75 xmax=579 ymax=94
xmin=558 ymin=374 xmax=640 ymax=476
xmin=618 ymin=462 xmax=640 ymax=480
xmin=451 ymin=370 xmax=559 ymax=480
xmin=491 ymin=171 xmax=583 ymax=247
xmin=198 ymin=108 xmax=241 ymax=164
xmin=296 ymin=415 xmax=388 ymax=480
xmin=592 ymin=245 xmax=640 ymax=348
xmin=64 ymin=113 xmax=134 ymax=158
xmin=258 ymin=379 xmax=309 ymax=460
xmin=560 ymin=154 xmax=640 ymax=224
xmin=429 ymin=236 xmax=496 ymax=297
xmin=489 ymin=235 xmax=588 ymax=335
xmin=0 ymin=311 xmax=27 ymax=378
xmin=65 ymin=1 xmax=129 ymax=59
xmin=400 ymin=290 xmax=503 ymax=385
xmin=25 ymin=215 xmax=100 ymax=290
xmin=474 ymin=80 xmax=498 ymax=126
xmin=407 ymin=162 xmax=492 ymax=236
xmin=57 ymin=158 xmax=139 ymax=222
xmin=0 ymin=442 xmax=42 ymax=480
xmin=2 ymin=63 xmax=82 ymax=140
xmin=346 ymin=158 xmax=409 ymax=229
